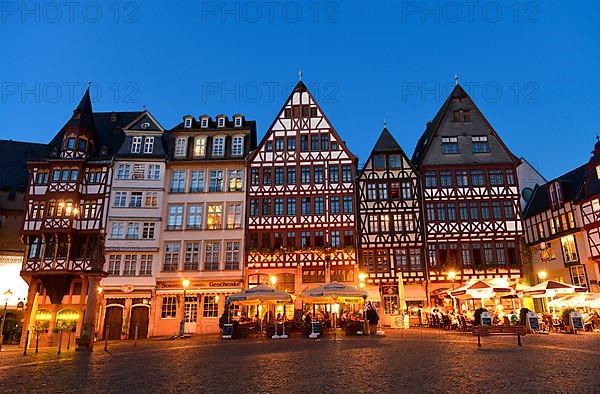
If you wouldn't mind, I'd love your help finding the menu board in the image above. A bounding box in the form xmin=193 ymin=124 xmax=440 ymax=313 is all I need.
xmin=222 ymin=323 xmax=233 ymax=339
xmin=570 ymin=312 xmax=584 ymax=331
xmin=481 ymin=312 xmax=492 ymax=326
xmin=527 ymin=312 xmax=540 ymax=331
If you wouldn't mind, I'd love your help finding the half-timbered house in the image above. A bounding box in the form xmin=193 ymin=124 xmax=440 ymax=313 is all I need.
xmin=245 ymin=81 xmax=359 ymax=313
xmin=412 ymin=83 xmax=523 ymax=304
xmin=20 ymin=88 xmax=142 ymax=349
xmin=357 ymin=127 xmax=426 ymax=322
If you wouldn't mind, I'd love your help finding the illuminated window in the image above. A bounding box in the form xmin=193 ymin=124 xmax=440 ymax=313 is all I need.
xmin=161 ymin=296 xmax=177 ymax=318
xmin=228 ymin=169 xmax=243 ymax=191
xmin=227 ymin=203 xmax=242 ymax=229
xmin=561 ymin=235 xmax=579 ymax=263
xmin=207 ymin=204 xmax=222 ymax=230
xmin=203 ymin=295 xmax=219 ymax=317
xmin=570 ymin=265 xmax=587 ymax=288
xmin=194 ymin=137 xmax=207 ymax=157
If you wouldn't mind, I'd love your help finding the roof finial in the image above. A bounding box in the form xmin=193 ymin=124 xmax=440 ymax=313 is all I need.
xmin=143 ymin=104 xmax=147 ymax=111
xmin=596 ymin=134 xmax=599 ymax=143
xmin=298 ymin=67 xmax=303 ymax=82
xmin=454 ymin=73 xmax=459 ymax=86
xmin=384 ymin=118 xmax=387 ymax=128
xmin=87 ymin=81 xmax=91 ymax=90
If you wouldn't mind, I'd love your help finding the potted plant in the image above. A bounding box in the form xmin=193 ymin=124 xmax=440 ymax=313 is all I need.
xmin=561 ymin=308 xmax=576 ymax=333
xmin=519 ymin=308 xmax=530 ymax=326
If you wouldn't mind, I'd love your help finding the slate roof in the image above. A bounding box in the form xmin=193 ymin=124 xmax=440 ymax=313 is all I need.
xmin=372 ymin=128 xmax=402 ymax=153
xmin=0 ymin=140 xmax=48 ymax=193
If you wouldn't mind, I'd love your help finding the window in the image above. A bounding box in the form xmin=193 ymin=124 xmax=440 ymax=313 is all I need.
xmin=378 ymin=183 xmax=388 ymax=200
xmin=320 ymin=134 xmax=329 ymax=151
xmin=456 ymin=170 xmax=468 ymax=186
xmin=314 ymin=231 xmax=325 ymax=246
xmin=401 ymin=182 xmax=412 ymax=199
xmin=343 ymin=230 xmax=354 ymax=246
xmin=367 ymin=183 xmax=377 ymax=201
xmin=66 ymin=136 xmax=76 ymax=150
xmin=484 ymin=242 xmax=494 ymax=264
xmin=187 ymin=205 xmax=203 ymax=229
xmin=123 ymin=255 xmax=137 ymax=276
xmin=570 ymin=265 xmax=587 ymax=288
xmin=492 ymin=202 xmax=502 ymax=220
xmin=331 ymin=231 xmax=341 ymax=247
xmin=170 ymin=170 xmax=186 ymax=193
xmin=250 ymin=199 xmax=259 ymax=217
xmin=163 ymin=243 xmax=180 ymax=271
xmin=329 ymin=166 xmax=339 ymax=183
xmin=311 ymin=135 xmax=319 ymax=151
xmin=470 ymin=203 xmax=479 ymax=220
xmin=300 ymin=135 xmax=309 ymax=152
xmin=262 ymin=199 xmax=271 ymax=216
xmin=143 ymin=137 xmax=154 ymax=154
xmin=286 ymin=232 xmax=296 ymax=248
xmin=393 ymin=214 xmax=403 ymax=232
xmin=126 ymin=222 xmax=139 ymax=239
xmin=314 ymin=197 xmax=324 ymax=215
xmin=184 ymin=242 xmax=200 ymax=270
xmin=489 ymin=170 xmax=503 ymax=186
xmin=380 ymin=214 xmax=390 ymax=232
xmin=440 ymin=171 xmax=452 ymax=187
xmin=209 ymin=170 xmax=224 ymax=192
xmin=301 ymin=198 xmax=311 ymax=215
xmin=189 ymin=170 xmax=205 ymax=192
xmin=461 ymin=244 xmax=472 ymax=267
xmin=275 ymin=138 xmax=284 ymax=151
xmin=111 ymin=223 xmax=124 ymax=239
xmin=549 ymin=182 xmax=564 ymax=210
xmin=194 ymin=137 xmax=207 ymax=157
xmin=212 ymin=137 xmax=225 ymax=156
xmin=314 ymin=166 xmax=324 ymax=184
xmin=129 ymin=192 xmax=142 ymax=208
xmin=204 ymin=242 xmax=220 ymax=270
xmin=287 ymin=198 xmax=296 ymax=216
xmin=227 ymin=203 xmax=242 ymax=229
xmin=561 ymin=235 xmax=579 ymax=263
xmin=251 ymin=168 xmax=260 ymax=186
xmin=368 ymin=215 xmax=379 ymax=233
xmin=217 ymin=117 xmax=225 ymax=127
xmin=175 ymin=137 xmax=187 ymax=157
xmin=330 ymin=197 xmax=340 ymax=214
xmin=459 ymin=203 xmax=468 ymax=221
xmin=342 ymin=165 xmax=353 ymax=182
xmin=131 ymin=136 xmax=142 ymax=153
xmin=373 ymin=154 xmax=385 ymax=169
xmin=275 ymin=168 xmax=284 ymax=185
xmin=147 ymin=164 xmax=160 ymax=180
xmin=453 ymin=110 xmax=461 ymax=122
xmin=234 ymin=117 xmax=242 ymax=127
xmin=299 ymin=167 xmax=310 ymax=184
xmin=287 ymin=167 xmax=296 ymax=184
xmin=506 ymin=169 xmax=515 ymax=185
xmin=130 ymin=163 xmax=144 ymax=180
xmin=447 ymin=204 xmax=457 ymax=222
xmin=145 ymin=192 xmax=158 ymax=208
xmin=301 ymin=231 xmax=310 ymax=248
xmin=167 ymin=205 xmax=184 ymax=230
xmin=117 ymin=164 xmax=131 ymax=180
xmin=184 ymin=118 xmax=192 ymax=128
xmin=225 ymin=241 xmax=240 ymax=270
xmin=232 ymin=136 xmax=244 ymax=156
xmin=481 ymin=203 xmax=490 ymax=220
xmin=389 ymin=154 xmax=401 ymax=169
xmin=114 ymin=192 xmax=127 ymax=207
xmin=161 ymin=296 xmax=177 ymax=318
xmin=203 ymin=295 xmax=219 ymax=317
xmin=31 ymin=202 xmax=45 ymax=219
xmin=568 ymin=212 xmax=575 ymax=229
xmin=495 ymin=242 xmax=506 ymax=265
xmin=472 ymin=136 xmax=489 ymax=153
xmin=207 ymin=204 xmax=222 ymax=230
xmin=302 ymin=268 xmax=325 ymax=283
xmin=142 ymin=222 xmax=155 ymax=239
xmin=471 ymin=170 xmax=485 ymax=186
xmin=229 ymin=169 xmax=243 ymax=191
xmin=287 ymin=137 xmax=296 ymax=151
xmin=274 ymin=198 xmax=284 ymax=216
xmin=343 ymin=196 xmax=353 ymax=213
xmin=263 ymin=168 xmax=272 ymax=185
xmin=107 ymin=255 xmax=121 ymax=275
xmin=425 ymin=172 xmax=437 ymax=188
xmin=78 ymin=138 xmax=87 ymax=152
xmin=139 ymin=255 xmax=153 ymax=276
xmin=538 ymin=223 xmax=546 ymax=239
xmin=436 ymin=204 xmax=446 ymax=221
xmin=36 ymin=170 xmax=49 ymax=185
xmin=441 ymin=136 xmax=459 ymax=154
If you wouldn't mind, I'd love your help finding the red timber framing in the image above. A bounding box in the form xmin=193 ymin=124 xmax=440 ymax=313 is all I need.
xmin=357 ymin=128 xmax=426 ymax=287
xmin=412 ymin=84 xmax=523 ymax=288
xmin=245 ymin=81 xmax=359 ymax=294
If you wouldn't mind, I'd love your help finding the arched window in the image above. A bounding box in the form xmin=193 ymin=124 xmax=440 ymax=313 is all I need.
xmin=56 ymin=309 xmax=80 ymax=330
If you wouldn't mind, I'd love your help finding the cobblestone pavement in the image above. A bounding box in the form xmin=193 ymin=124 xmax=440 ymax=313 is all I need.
xmin=0 ymin=329 xmax=599 ymax=393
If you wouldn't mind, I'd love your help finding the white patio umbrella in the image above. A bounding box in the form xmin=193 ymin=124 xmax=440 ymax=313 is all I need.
xmin=523 ymin=280 xmax=586 ymax=316
xmin=227 ymin=284 xmax=293 ymax=305
xmin=449 ymin=279 xmax=512 ymax=303
xmin=301 ymin=281 xmax=367 ymax=304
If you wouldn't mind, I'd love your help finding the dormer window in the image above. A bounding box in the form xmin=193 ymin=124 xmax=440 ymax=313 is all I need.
xmin=232 ymin=136 xmax=244 ymax=156
xmin=218 ymin=117 xmax=225 ymax=128
xmin=184 ymin=118 xmax=192 ymax=128
xmin=213 ymin=136 xmax=225 ymax=156
xmin=596 ymin=165 xmax=600 ymax=180
xmin=472 ymin=136 xmax=489 ymax=153
xmin=66 ymin=137 xmax=76 ymax=150
xmin=143 ymin=137 xmax=154 ymax=154
xmin=234 ymin=117 xmax=242 ymax=127
xmin=175 ymin=137 xmax=188 ymax=158
xmin=77 ymin=138 xmax=87 ymax=152
xmin=201 ymin=118 xmax=209 ymax=128
xmin=549 ymin=182 xmax=564 ymax=210
xmin=131 ymin=136 xmax=142 ymax=153
xmin=441 ymin=137 xmax=459 ymax=154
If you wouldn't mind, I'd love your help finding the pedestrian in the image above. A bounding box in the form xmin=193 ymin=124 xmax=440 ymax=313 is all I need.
xmin=366 ymin=303 xmax=379 ymax=335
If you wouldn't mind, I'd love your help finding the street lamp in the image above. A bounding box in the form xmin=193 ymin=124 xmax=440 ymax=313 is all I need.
xmin=537 ymin=270 xmax=548 ymax=282
xmin=0 ymin=289 xmax=13 ymax=351
xmin=447 ymin=271 xmax=457 ymax=312
xmin=179 ymin=279 xmax=190 ymax=337
xmin=270 ymin=275 xmax=277 ymax=287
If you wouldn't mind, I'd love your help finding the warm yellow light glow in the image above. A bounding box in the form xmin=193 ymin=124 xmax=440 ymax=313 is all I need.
xmin=359 ymin=282 xmax=365 ymax=289
xmin=182 ymin=279 xmax=190 ymax=289
xmin=537 ymin=270 xmax=548 ymax=281
xmin=72 ymin=208 xmax=79 ymax=216
xmin=97 ymin=286 xmax=103 ymax=295
xmin=35 ymin=310 xmax=52 ymax=321
xmin=358 ymin=272 xmax=367 ymax=282
xmin=215 ymin=295 xmax=220 ymax=303
xmin=447 ymin=271 xmax=457 ymax=281
xmin=270 ymin=275 xmax=277 ymax=286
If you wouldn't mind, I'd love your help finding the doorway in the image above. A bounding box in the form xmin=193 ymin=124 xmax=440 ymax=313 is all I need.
xmin=128 ymin=306 xmax=149 ymax=339
xmin=104 ymin=306 xmax=123 ymax=340
xmin=184 ymin=296 xmax=198 ymax=333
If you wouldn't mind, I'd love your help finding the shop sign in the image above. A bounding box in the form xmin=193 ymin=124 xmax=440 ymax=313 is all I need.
xmin=527 ymin=312 xmax=540 ymax=331
xmin=570 ymin=312 xmax=584 ymax=331
xmin=481 ymin=311 xmax=492 ymax=326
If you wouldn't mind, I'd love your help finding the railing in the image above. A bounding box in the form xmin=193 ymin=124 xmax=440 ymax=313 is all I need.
xmin=22 ymin=258 xmax=94 ymax=272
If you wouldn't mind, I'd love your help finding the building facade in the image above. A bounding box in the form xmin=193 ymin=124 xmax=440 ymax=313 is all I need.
xmin=20 ymin=88 xmax=142 ymax=348
xmin=357 ymin=128 xmax=426 ymax=323
xmin=154 ymin=113 xmax=256 ymax=335
xmin=412 ymin=84 xmax=524 ymax=303
xmin=99 ymin=111 xmax=166 ymax=340
xmin=523 ymin=140 xmax=600 ymax=293
xmin=245 ymin=81 xmax=359 ymax=310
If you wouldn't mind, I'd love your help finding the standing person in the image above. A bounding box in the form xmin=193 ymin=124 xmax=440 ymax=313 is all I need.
xmin=366 ymin=302 xmax=379 ymax=335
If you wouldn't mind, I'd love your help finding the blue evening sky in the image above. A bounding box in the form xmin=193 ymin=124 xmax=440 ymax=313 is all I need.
xmin=1 ymin=0 xmax=598 ymax=178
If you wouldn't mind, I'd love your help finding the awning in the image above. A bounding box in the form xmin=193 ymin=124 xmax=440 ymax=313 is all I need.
xmin=156 ymin=288 xmax=241 ymax=295
xmin=404 ymin=284 xmax=427 ymax=301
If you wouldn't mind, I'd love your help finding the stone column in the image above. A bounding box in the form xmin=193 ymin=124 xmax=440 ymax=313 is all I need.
xmin=76 ymin=275 xmax=99 ymax=351
xmin=21 ymin=280 xmax=39 ymax=347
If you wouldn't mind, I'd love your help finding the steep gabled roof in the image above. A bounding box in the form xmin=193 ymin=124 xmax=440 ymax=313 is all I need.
xmin=412 ymin=83 xmax=518 ymax=166
xmin=0 ymin=140 xmax=48 ymax=193
xmin=372 ymin=128 xmax=402 ymax=153
xmin=62 ymin=87 xmax=96 ymax=134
